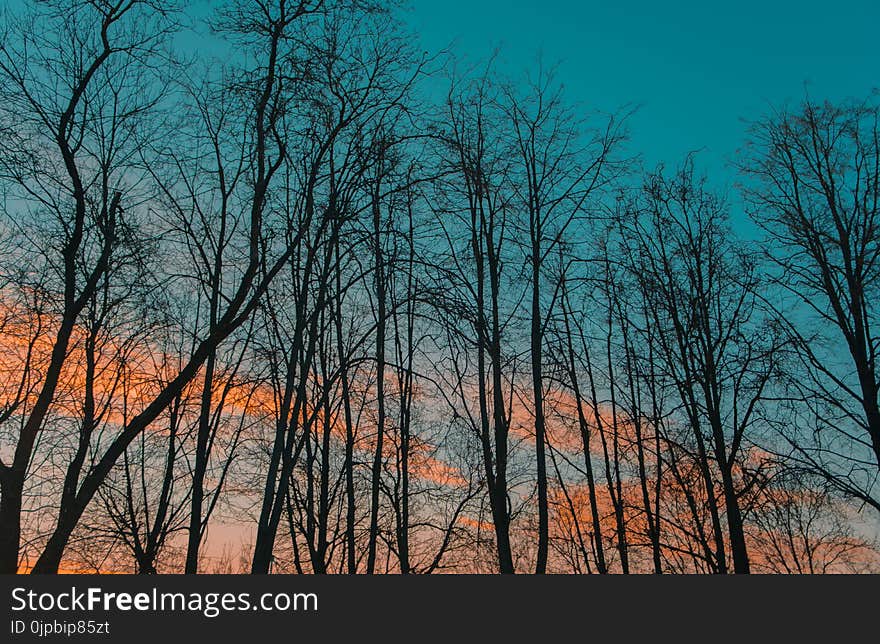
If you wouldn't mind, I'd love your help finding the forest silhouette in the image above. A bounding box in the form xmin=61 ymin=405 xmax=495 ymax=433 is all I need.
xmin=1 ymin=0 xmax=879 ymax=575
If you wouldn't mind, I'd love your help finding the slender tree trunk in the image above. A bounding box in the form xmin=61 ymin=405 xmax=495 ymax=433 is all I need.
xmin=334 ymin=236 xmax=358 ymax=574
xmin=717 ymin=450 xmax=750 ymax=574
xmin=531 ymin=252 xmax=549 ymax=574
xmin=315 ymin=325 xmax=333 ymax=574
xmin=0 ymin=474 xmax=24 ymax=573
xmin=186 ymin=350 xmax=217 ymax=574
xmin=394 ymin=198 xmax=416 ymax=574
xmin=620 ymin=309 xmax=662 ymax=574
xmin=562 ymin=281 xmax=608 ymax=573
xmin=367 ymin=166 xmax=387 ymax=574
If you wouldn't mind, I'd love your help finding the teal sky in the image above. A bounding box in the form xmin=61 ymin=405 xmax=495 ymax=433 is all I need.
xmin=405 ymin=0 xmax=879 ymax=175
xmin=6 ymin=0 xmax=878 ymax=193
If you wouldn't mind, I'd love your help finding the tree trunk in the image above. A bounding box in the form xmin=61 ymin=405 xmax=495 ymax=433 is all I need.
xmin=531 ymin=255 xmax=549 ymax=574
xmin=367 ymin=168 xmax=386 ymax=574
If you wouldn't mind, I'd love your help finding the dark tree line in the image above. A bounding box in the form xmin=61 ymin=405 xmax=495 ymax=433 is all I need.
xmin=0 ymin=0 xmax=878 ymax=574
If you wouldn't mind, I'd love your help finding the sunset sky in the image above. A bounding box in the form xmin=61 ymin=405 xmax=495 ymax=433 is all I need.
xmin=3 ymin=0 xmax=879 ymax=576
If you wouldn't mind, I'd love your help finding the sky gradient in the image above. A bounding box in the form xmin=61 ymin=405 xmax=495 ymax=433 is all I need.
xmin=2 ymin=0 xmax=879 ymax=577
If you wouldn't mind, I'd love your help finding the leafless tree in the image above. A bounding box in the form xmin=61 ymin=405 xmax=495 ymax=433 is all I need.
xmin=742 ymin=98 xmax=880 ymax=512
xmin=502 ymin=66 xmax=624 ymax=572
xmin=0 ymin=0 xmax=177 ymax=573
xmin=617 ymin=160 xmax=784 ymax=573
